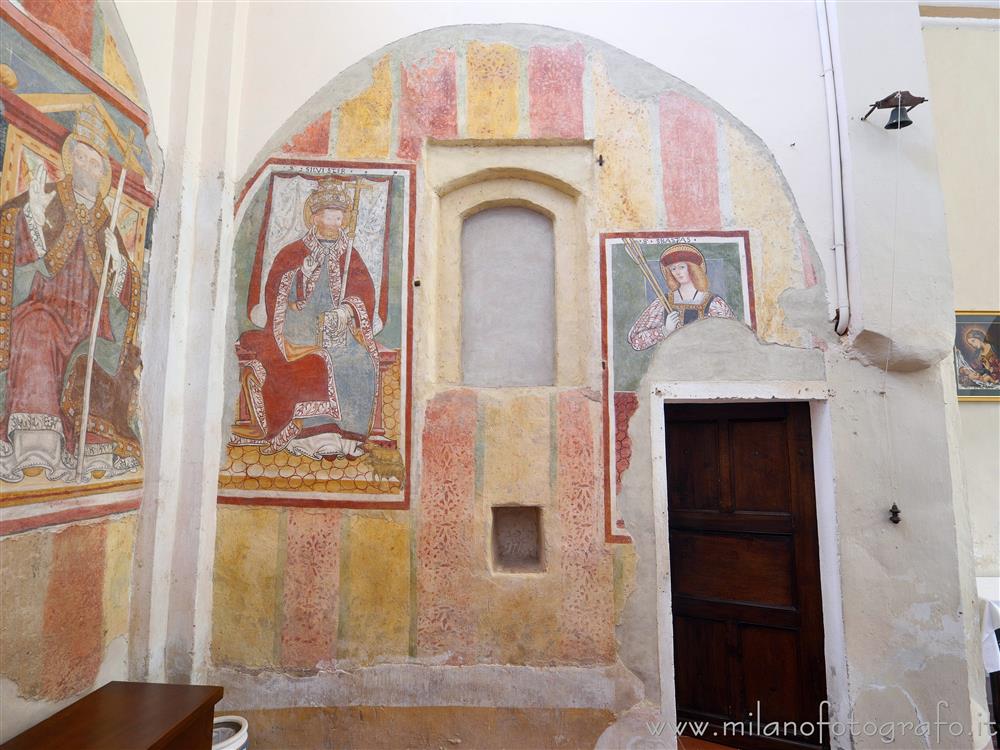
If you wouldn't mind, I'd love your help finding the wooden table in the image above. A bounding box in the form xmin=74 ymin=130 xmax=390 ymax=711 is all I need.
xmin=1 ymin=681 xmax=224 ymax=750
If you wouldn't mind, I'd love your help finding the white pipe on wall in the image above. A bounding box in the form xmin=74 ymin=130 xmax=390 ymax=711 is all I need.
xmin=816 ymin=0 xmax=852 ymax=335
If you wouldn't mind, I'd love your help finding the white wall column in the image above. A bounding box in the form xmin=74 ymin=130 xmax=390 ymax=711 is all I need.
xmin=129 ymin=0 xmax=248 ymax=684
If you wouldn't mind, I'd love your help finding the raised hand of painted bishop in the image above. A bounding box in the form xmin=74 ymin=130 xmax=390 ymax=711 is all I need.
xmin=28 ymin=164 xmax=54 ymax=230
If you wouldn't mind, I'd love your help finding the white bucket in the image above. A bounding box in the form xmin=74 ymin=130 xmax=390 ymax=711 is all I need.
xmin=212 ymin=715 xmax=249 ymax=750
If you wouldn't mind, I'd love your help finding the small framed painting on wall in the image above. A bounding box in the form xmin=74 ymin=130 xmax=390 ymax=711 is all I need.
xmin=954 ymin=311 xmax=1000 ymax=401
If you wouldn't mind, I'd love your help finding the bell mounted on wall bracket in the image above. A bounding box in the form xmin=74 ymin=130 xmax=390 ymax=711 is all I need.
xmin=861 ymin=90 xmax=927 ymax=130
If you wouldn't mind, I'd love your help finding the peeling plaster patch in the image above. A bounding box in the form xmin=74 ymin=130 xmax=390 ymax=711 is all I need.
xmin=211 ymin=661 xmax=642 ymax=712
xmin=281 ymin=111 xmax=331 ymax=155
xmin=336 ymin=56 xmax=393 ymax=160
xmin=641 ymin=320 xmax=826 ymax=386
xmin=237 ymin=705 xmax=615 ymax=750
xmin=851 ymin=685 xmax=932 ymax=750
xmin=613 ymin=543 xmax=638 ymax=627
xmin=0 ymin=634 xmax=126 ymax=744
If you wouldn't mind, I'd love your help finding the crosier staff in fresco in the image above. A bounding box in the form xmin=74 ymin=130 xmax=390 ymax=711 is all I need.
xmin=233 ymin=179 xmax=380 ymax=459
xmin=627 ymin=243 xmax=736 ymax=351
xmin=0 ymin=106 xmax=140 ymax=483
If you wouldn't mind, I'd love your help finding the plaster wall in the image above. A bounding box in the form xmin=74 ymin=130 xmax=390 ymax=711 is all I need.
xmin=923 ymin=23 xmax=1000 ymax=577
xmin=100 ymin=2 xmax=989 ymax=748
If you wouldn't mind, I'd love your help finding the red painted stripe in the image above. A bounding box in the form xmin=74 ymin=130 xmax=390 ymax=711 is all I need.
xmin=281 ymin=508 xmax=341 ymax=668
xmin=528 ymin=44 xmax=585 ymax=139
xmin=22 ymin=0 xmax=94 ymax=61
xmin=280 ymin=111 xmax=331 ymax=155
xmin=41 ymin=522 xmax=106 ymax=699
xmin=0 ymin=499 xmax=139 ymax=536
xmin=1 ymin=0 xmax=150 ymax=133
xmin=556 ymin=390 xmax=615 ymax=661
xmin=398 ymin=50 xmax=458 ymax=161
xmin=659 ymin=93 xmax=720 ymax=229
xmin=415 ymin=389 xmax=478 ymax=657
xmin=599 ymin=235 xmax=634 ymax=545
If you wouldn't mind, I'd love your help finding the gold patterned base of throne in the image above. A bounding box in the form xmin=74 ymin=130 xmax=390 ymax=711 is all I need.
xmin=219 ymin=357 xmax=402 ymax=495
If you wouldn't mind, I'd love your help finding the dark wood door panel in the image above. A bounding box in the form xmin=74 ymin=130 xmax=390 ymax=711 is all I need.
xmin=667 ymin=419 xmax=722 ymax=510
xmin=731 ymin=418 xmax=792 ymax=512
xmin=670 ymin=530 xmax=796 ymax=607
xmin=673 ymin=615 xmax=734 ymax=719
xmin=739 ymin=625 xmax=803 ymax=722
xmin=666 ymin=401 xmax=827 ymax=750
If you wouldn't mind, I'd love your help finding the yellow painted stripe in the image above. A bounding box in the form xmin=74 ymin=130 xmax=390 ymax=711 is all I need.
xmin=466 ymin=42 xmax=521 ymax=139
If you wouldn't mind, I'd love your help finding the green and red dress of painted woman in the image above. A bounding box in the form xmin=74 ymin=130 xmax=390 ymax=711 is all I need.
xmin=627 ymin=243 xmax=736 ymax=351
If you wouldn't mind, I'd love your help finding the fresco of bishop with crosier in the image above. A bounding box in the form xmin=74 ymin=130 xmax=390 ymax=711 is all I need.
xmin=1 ymin=103 xmax=148 ymax=489
xmin=220 ymin=162 xmax=412 ymax=504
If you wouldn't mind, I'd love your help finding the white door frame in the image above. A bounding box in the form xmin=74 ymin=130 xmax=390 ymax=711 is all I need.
xmin=649 ymin=380 xmax=851 ymax=750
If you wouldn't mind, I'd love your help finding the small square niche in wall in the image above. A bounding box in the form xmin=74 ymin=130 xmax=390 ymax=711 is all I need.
xmin=491 ymin=506 xmax=543 ymax=573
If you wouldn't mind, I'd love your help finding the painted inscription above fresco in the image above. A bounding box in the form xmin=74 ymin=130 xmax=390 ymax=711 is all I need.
xmin=219 ymin=160 xmax=413 ymax=507
xmin=0 ymin=8 xmax=155 ymax=504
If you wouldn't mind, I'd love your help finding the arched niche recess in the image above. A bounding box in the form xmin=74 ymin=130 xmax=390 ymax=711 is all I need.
xmin=424 ymin=143 xmax=595 ymax=388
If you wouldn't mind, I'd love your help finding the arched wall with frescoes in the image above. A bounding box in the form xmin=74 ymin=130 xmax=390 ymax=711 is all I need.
xmin=210 ymin=23 xmax=831 ymax=725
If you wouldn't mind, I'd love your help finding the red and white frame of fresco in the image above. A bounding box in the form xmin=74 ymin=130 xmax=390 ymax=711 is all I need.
xmin=219 ymin=158 xmax=416 ymax=510
xmin=598 ymin=230 xmax=756 ymax=544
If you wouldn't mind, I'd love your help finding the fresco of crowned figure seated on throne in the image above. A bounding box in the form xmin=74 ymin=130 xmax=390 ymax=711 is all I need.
xmin=219 ymin=161 xmax=413 ymax=507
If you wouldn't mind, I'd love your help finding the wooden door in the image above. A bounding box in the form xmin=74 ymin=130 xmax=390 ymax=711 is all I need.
xmin=666 ymin=402 xmax=827 ymax=750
